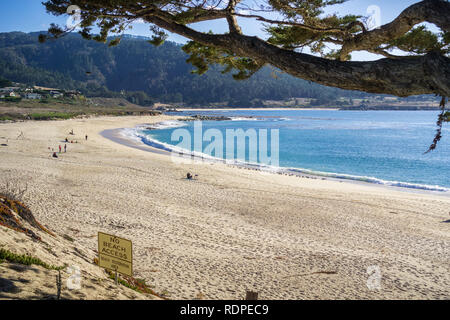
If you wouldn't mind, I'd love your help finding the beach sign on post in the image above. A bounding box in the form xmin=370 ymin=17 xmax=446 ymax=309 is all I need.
xmin=98 ymin=232 xmax=133 ymax=280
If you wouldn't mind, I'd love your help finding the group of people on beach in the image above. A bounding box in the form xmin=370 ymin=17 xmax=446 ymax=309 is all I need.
xmin=51 ymin=129 xmax=88 ymax=158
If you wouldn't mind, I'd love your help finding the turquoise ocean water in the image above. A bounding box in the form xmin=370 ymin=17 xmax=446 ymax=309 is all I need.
xmin=126 ymin=110 xmax=450 ymax=191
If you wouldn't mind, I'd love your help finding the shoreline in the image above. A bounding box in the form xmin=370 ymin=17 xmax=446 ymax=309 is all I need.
xmin=105 ymin=124 xmax=450 ymax=197
xmin=175 ymin=108 xmax=442 ymax=112
xmin=176 ymin=107 xmax=338 ymax=111
xmin=100 ymin=128 xmax=171 ymax=156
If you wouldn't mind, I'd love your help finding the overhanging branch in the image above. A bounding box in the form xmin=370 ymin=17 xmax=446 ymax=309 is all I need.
xmin=339 ymin=0 xmax=450 ymax=60
xmin=145 ymin=12 xmax=450 ymax=97
xmin=42 ymin=0 xmax=450 ymax=97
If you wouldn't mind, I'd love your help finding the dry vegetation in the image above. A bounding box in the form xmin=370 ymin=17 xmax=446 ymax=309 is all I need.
xmin=0 ymin=180 xmax=51 ymax=241
xmin=0 ymin=97 xmax=160 ymax=122
xmin=0 ymin=177 xmax=161 ymax=300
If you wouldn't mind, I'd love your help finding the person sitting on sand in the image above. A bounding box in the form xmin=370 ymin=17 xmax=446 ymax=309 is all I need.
xmin=186 ymin=173 xmax=199 ymax=180
xmin=52 ymin=152 xmax=58 ymax=158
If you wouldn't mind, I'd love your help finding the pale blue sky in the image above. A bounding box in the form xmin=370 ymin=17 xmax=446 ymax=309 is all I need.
xmin=0 ymin=0 xmax=428 ymax=60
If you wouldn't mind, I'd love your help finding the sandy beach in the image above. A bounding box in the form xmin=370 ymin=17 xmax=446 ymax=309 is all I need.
xmin=1 ymin=115 xmax=449 ymax=299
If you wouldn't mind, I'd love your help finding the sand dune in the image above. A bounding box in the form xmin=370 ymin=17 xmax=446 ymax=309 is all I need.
xmin=0 ymin=115 xmax=449 ymax=299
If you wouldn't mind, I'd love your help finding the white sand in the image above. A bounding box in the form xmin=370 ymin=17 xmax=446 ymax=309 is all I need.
xmin=0 ymin=115 xmax=449 ymax=299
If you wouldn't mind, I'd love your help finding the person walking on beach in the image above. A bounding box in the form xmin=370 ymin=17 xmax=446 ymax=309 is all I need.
xmin=64 ymin=144 xmax=67 ymax=153
xmin=85 ymin=134 xmax=88 ymax=141
xmin=59 ymin=145 xmax=62 ymax=153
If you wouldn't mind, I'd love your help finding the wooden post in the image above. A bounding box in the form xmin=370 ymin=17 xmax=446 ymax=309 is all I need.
xmin=56 ymin=270 xmax=62 ymax=300
xmin=245 ymin=291 xmax=258 ymax=300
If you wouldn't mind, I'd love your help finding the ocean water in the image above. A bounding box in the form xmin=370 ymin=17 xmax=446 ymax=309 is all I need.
xmin=130 ymin=110 xmax=450 ymax=191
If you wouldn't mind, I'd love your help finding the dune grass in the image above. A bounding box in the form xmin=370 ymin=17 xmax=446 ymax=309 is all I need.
xmin=29 ymin=112 xmax=80 ymax=120
xmin=0 ymin=247 xmax=65 ymax=270
xmin=0 ymin=115 xmax=13 ymax=121
xmin=102 ymin=267 xmax=167 ymax=299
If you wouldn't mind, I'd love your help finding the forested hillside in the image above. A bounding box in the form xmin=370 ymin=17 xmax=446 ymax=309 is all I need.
xmin=0 ymin=32 xmax=366 ymax=106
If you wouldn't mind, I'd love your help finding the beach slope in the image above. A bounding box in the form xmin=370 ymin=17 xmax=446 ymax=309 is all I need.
xmin=0 ymin=115 xmax=449 ymax=299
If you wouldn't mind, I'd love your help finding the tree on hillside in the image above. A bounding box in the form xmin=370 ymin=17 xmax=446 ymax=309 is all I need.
xmin=0 ymin=77 xmax=13 ymax=88
xmin=42 ymin=0 xmax=450 ymax=149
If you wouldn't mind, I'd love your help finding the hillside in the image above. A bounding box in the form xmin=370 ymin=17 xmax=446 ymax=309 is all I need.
xmin=0 ymin=32 xmax=367 ymax=106
xmin=0 ymin=96 xmax=161 ymax=122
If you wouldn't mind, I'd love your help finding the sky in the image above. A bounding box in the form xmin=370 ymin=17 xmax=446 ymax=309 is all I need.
xmin=0 ymin=0 xmax=428 ymax=61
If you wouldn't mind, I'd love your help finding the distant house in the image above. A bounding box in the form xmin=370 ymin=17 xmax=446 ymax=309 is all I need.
xmin=50 ymin=90 xmax=63 ymax=98
xmin=1 ymin=91 xmax=19 ymax=99
xmin=33 ymin=86 xmax=59 ymax=91
xmin=25 ymin=93 xmax=42 ymax=100
xmin=65 ymin=90 xmax=81 ymax=98
xmin=0 ymin=87 xmax=20 ymax=93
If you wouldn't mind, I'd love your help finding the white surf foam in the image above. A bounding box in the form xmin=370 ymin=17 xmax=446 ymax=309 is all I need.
xmin=230 ymin=117 xmax=260 ymax=121
xmin=145 ymin=120 xmax=187 ymax=130
xmin=286 ymin=167 xmax=449 ymax=192
xmin=121 ymin=125 xmax=449 ymax=193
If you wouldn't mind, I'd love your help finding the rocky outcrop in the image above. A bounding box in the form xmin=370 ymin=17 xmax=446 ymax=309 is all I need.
xmin=180 ymin=115 xmax=232 ymax=121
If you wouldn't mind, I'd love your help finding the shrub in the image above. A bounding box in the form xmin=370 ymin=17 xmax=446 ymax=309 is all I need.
xmin=0 ymin=248 xmax=65 ymax=270
xmin=0 ymin=180 xmax=55 ymax=238
xmin=29 ymin=112 xmax=78 ymax=120
xmin=0 ymin=181 xmax=27 ymax=202
xmin=3 ymin=97 xmax=22 ymax=102
xmin=63 ymin=234 xmax=74 ymax=242
xmin=104 ymin=269 xmax=167 ymax=299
